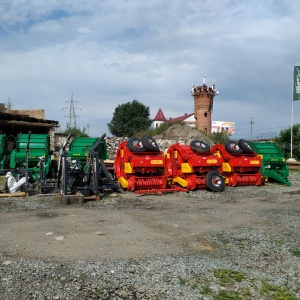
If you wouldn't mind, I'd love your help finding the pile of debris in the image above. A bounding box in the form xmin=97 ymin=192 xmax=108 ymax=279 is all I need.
xmin=153 ymin=124 xmax=214 ymax=151
xmin=105 ymin=137 xmax=126 ymax=160
xmin=154 ymin=123 xmax=213 ymax=145
xmin=105 ymin=124 xmax=214 ymax=160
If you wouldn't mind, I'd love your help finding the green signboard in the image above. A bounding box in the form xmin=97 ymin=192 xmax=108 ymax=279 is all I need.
xmin=293 ymin=66 xmax=300 ymax=101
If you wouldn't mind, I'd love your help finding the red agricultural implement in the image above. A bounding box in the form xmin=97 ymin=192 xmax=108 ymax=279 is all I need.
xmin=114 ymin=137 xmax=226 ymax=194
xmin=165 ymin=140 xmax=225 ymax=192
xmin=114 ymin=136 xmax=186 ymax=194
xmin=210 ymin=139 xmax=263 ymax=187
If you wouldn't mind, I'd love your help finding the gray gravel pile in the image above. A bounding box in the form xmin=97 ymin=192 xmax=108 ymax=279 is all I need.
xmin=1 ymin=235 xmax=300 ymax=299
xmin=1 ymin=172 xmax=300 ymax=299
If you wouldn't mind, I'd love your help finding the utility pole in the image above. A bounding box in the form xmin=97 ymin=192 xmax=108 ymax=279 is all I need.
xmin=62 ymin=93 xmax=81 ymax=129
xmin=249 ymin=117 xmax=255 ymax=141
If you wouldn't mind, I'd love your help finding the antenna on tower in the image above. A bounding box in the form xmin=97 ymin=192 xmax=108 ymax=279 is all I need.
xmin=62 ymin=93 xmax=81 ymax=129
xmin=249 ymin=117 xmax=255 ymax=141
xmin=203 ymin=75 xmax=206 ymax=84
xmin=191 ymin=81 xmax=195 ymax=95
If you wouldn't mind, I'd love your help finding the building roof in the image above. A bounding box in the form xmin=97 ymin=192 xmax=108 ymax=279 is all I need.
xmin=0 ymin=111 xmax=59 ymax=125
xmin=153 ymin=108 xmax=167 ymax=121
xmin=166 ymin=112 xmax=194 ymax=123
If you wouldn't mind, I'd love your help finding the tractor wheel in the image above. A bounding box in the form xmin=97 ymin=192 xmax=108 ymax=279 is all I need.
xmin=190 ymin=140 xmax=211 ymax=153
xmin=141 ymin=135 xmax=160 ymax=152
xmin=238 ymin=139 xmax=254 ymax=154
xmin=126 ymin=137 xmax=146 ymax=152
xmin=225 ymin=140 xmax=243 ymax=154
xmin=206 ymin=170 xmax=225 ymax=192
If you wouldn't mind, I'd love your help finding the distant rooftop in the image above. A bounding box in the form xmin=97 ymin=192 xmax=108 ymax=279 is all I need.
xmin=153 ymin=108 xmax=167 ymax=121
xmin=166 ymin=112 xmax=194 ymax=123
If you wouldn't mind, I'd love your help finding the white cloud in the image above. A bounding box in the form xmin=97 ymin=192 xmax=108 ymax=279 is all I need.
xmin=0 ymin=0 xmax=300 ymax=138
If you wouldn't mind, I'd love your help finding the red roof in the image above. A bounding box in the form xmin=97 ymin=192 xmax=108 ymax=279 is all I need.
xmin=153 ymin=108 xmax=167 ymax=121
xmin=166 ymin=113 xmax=194 ymax=123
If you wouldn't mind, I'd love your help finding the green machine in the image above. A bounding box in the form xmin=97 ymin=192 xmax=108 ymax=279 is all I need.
xmin=9 ymin=133 xmax=54 ymax=181
xmin=55 ymin=133 xmax=119 ymax=198
xmin=0 ymin=134 xmax=8 ymax=169
xmin=249 ymin=141 xmax=291 ymax=186
xmin=67 ymin=136 xmax=109 ymax=170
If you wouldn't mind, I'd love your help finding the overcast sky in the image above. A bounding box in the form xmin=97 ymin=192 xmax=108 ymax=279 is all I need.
xmin=1 ymin=0 xmax=299 ymax=139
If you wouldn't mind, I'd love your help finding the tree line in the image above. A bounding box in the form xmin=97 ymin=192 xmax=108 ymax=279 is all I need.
xmin=6 ymin=97 xmax=298 ymax=160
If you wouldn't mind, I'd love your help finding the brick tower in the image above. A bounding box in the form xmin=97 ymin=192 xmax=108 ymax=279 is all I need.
xmin=191 ymin=76 xmax=218 ymax=135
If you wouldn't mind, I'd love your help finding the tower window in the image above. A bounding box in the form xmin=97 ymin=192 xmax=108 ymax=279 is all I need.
xmin=204 ymin=112 xmax=207 ymax=117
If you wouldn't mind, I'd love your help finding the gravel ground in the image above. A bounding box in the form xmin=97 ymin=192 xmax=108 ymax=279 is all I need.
xmin=1 ymin=171 xmax=300 ymax=300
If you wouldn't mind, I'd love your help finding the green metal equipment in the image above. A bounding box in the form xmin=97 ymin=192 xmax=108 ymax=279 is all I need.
xmin=67 ymin=136 xmax=109 ymax=170
xmin=55 ymin=134 xmax=119 ymax=199
xmin=249 ymin=141 xmax=291 ymax=186
xmin=0 ymin=134 xmax=8 ymax=169
xmin=9 ymin=133 xmax=54 ymax=181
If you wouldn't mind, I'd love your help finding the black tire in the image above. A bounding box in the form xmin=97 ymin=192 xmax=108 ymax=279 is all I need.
xmin=141 ymin=135 xmax=160 ymax=152
xmin=190 ymin=140 xmax=211 ymax=153
xmin=126 ymin=137 xmax=146 ymax=152
xmin=225 ymin=140 xmax=243 ymax=154
xmin=206 ymin=170 xmax=225 ymax=192
xmin=238 ymin=139 xmax=254 ymax=154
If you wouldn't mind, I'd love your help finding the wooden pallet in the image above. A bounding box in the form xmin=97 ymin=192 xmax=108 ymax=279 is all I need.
xmin=0 ymin=192 xmax=27 ymax=197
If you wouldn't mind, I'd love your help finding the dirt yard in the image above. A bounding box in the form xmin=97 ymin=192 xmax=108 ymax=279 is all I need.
xmin=1 ymin=126 xmax=300 ymax=299
xmin=1 ymin=172 xmax=300 ymax=263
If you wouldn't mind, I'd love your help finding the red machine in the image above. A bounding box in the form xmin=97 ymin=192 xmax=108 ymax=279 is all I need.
xmin=210 ymin=139 xmax=263 ymax=187
xmin=114 ymin=136 xmax=185 ymax=194
xmin=165 ymin=140 xmax=225 ymax=192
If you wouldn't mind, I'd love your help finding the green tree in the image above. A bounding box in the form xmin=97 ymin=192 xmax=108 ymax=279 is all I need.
xmin=5 ymin=97 xmax=13 ymax=110
xmin=107 ymin=100 xmax=152 ymax=137
xmin=274 ymin=124 xmax=300 ymax=160
xmin=209 ymin=131 xmax=232 ymax=144
xmin=61 ymin=126 xmax=89 ymax=137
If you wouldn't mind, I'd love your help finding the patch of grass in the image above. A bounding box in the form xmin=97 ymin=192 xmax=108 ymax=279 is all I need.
xmin=199 ymin=285 xmax=212 ymax=295
xmin=213 ymin=269 xmax=246 ymax=285
xmin=290 ymin=248 xmax=300 ymax=257
xmin=240 ymin=288 xmax=253 ymax=299
xmin=261 ymin=280 xmax=298 ymax=300
xmin=178 ymin=276 xmax=188 ymax=285
xmin=213 ymin=290 xmax=242 ymax=300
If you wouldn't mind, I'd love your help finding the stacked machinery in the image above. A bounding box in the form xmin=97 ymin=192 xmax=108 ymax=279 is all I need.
xmin=0 ymin=131 xmax=292 ymax=197
xmin=114 ymin=137 xmax=291 ymax=194
xmin=115 ymin=136 xmax=225 ymax=194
